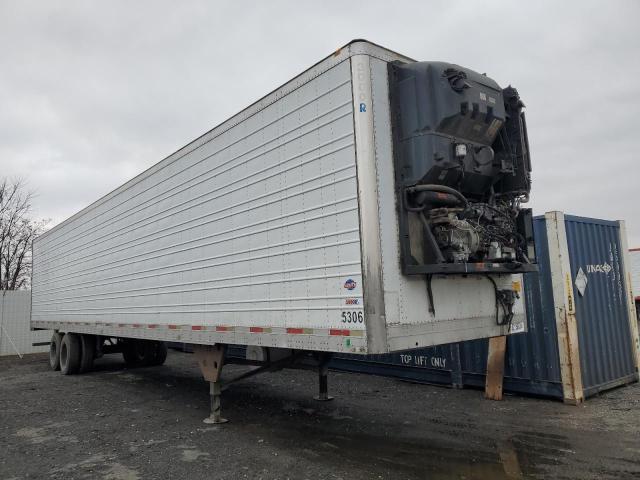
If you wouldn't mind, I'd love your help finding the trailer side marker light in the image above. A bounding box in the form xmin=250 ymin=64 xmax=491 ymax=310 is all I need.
xmin=329 ymin=329 xmax=350 ymax=336
xmin=286 ymin=328 xmax=314 ymax=335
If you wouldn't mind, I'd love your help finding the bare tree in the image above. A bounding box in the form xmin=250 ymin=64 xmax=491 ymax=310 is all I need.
xmin=0 ymin=178 xmax=48 ymax=290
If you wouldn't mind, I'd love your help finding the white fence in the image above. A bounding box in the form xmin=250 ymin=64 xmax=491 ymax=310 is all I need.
xmin=0 ymin=291 xmax=50 ymax=357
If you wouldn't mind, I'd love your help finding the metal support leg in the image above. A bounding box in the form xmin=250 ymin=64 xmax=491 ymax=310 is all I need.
xmin=204 ymin=381 xmax=228 ymax=424
xmin=314 ymin=354 xmax=334 ymax=401
xmin=194 ymin=344 xmax=228 ymax=424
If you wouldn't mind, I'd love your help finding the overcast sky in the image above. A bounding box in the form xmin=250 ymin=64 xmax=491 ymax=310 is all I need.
xmin=1 ymin=1 xmax=639 ymax=245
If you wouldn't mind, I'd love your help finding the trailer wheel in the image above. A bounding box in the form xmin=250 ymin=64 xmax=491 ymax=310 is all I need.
xmin=79 ymin=334 xmax=96 ymax=373
xmin=151 ymin=342 xmax=168 ymax=366
xmin=49 ymin=332 xmax=63 ymax=371
xmin=122 ymin=339 xmax=153 ymax=367
xmin=122 ymin=340 xmax=167 ymax=367
xmin=60 ymin=333 xmax=82 ymax=375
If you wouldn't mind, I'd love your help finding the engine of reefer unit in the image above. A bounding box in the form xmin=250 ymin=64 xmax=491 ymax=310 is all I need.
xmin=389 ymin=61 xmax=536 ymax=274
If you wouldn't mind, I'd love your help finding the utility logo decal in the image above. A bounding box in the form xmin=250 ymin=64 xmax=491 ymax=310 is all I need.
xmin=345 ymin=298 xmax=359 ymax=305
xmin=343 ymin=279 xmax=357 ymax=290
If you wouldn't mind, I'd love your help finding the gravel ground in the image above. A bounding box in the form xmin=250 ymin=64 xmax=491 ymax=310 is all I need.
xmin=0 ymin=350 xmax=639 ymax=480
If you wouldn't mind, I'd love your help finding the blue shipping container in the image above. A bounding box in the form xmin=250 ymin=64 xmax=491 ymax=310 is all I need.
xmin=331 ymin=213 xmax=639 ymax=400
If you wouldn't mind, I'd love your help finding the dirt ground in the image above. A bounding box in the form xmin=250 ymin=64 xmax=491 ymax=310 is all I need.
xmin=0 ymin=351 xmax=638 ymax=480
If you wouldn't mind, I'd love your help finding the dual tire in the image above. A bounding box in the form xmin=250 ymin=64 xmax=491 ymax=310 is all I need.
xmin=122 ymin=340 xmax=168 ymax=368
xmin=50 ymin=332 xmax=95 ymax=375
xmin=49 ymin=332 xmax=63 ymax=371
xmin=49 ymin=334 xmax=168 ymax=373
xmin=60 ymin=333 xmax=82 ymax=375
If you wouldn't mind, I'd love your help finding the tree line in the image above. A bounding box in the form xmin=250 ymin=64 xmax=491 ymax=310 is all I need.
xmin=0 ymin=178 xmax=48 ymax=290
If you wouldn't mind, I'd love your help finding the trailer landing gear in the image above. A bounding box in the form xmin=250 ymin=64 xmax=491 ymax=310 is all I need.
xmin=192 ymin=346 xmax=336 ymax=423
xmin=314 ymin=353 xmax=334 ymax=402
xmin=194 ymin=344 xmax=227 ymax=424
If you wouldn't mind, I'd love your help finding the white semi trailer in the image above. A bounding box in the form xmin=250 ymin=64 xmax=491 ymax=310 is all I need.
xmin=32 ymin=40 xmax=535 ymax=422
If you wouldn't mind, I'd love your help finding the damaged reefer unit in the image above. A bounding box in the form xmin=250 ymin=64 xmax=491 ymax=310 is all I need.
xmin=32 ymin=40 xmax=535 ymax=420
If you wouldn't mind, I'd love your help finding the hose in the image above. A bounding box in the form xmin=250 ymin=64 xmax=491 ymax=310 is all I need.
xmin=406 ymin=184 xmax=469 ymax=209
xmin=485 ymin=275 xmax=516 ymax=329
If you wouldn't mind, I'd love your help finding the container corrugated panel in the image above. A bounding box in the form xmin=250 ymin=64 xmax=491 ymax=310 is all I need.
xmin=563 ymin=215 xmax=636 ymax=396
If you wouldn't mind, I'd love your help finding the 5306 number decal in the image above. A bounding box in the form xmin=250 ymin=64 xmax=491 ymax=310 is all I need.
xmin=341 ymin=311 xmax=363 ymax=323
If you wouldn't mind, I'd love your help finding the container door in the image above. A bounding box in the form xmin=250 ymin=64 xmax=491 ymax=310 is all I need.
xmin=564 ymin=216 xmax=637 ymax=396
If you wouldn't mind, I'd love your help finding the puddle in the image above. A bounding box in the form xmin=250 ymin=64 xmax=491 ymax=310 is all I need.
xmin=497 ymin=441 xmax=524 ymax=479
xmin=242 ymin=416 xmax=578 ymax=479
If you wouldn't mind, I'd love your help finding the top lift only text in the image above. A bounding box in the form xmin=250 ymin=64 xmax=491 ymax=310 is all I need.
xmin=399 ymin=354 xmax=447 ymax=369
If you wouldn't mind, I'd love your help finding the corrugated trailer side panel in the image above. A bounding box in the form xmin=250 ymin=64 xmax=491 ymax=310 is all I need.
xmin=32 ymin=58 xmax=366 ymax=353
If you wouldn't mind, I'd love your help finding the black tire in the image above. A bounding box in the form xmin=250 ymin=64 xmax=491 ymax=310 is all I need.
xmin=122 ymin=340 xmax=167 ymax=367
xmin=60 ymin=333 xmax=82 ymax=375
xmin=79 ymin=334 xmax=96 ymax=373
xmin=151 ymin=342 xmax=168 ymax=366
xmin=122 ymin=339 xmax=154 ymax=367
xmin=49 ymin=332 xmax=63 ymax=371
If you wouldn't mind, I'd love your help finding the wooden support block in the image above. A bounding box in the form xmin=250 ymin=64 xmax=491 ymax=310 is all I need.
xmin=564 ymin=309 xmax=584 ymax=405
xmin=485 ymin=335 xmax=507 ymax=401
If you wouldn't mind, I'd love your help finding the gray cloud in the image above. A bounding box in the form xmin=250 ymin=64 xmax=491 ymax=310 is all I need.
xmin=1 ymin=0 xmax=639 ymax=244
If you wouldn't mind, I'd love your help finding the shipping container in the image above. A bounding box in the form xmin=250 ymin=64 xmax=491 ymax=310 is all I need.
xmin=333 ymin=212 xmax=640 ymax=402
xmin=0 ymin=291 xmax=50 ymax=357
xmin=31 ymin=40 xmax=537 ymax=421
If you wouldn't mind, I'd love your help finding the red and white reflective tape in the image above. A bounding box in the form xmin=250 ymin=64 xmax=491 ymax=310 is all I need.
xmin=32 ymin=320 xmax=364 ymax=337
